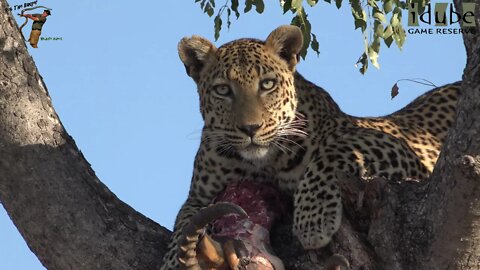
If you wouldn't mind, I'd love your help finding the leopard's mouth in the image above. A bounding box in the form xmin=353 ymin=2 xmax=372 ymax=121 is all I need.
xmin=237 ymin=142 xmax=270 ymax=160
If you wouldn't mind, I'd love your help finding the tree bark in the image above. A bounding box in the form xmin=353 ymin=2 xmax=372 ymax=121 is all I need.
xmin=1 ymin=0 xmax=479 ymax=269
xmin=419 ymin=0 xmax=480 ymax=268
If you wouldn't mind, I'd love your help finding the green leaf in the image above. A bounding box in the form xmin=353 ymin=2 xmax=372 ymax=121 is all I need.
xmin=393 ymin=24 xmax=406 ymax=49
xmin=367 ymin=0 xmax=379 ymax=9
xmin=205 ymin=2 xmax=214 ymax=17
xmin=324 ymin=0 xmax=331 ymax=3
xmin=209 ymin=0 xmax=215 ymax=8
xmin=383 ymin=25 xmax=393 ymax=38
xmin=368 ymin=36 xmax=381 ymax=69
xmin=390 ymin=6 xmax=405 ymax=50
xmin=371 ymin=38 xmax=381 ymax=53
xmin=390 ymin=12 xmax=400 ymax=27
xmin=292 ymin=0 xmax=303 ymax=11
xmin=383 ymin=0 xmax=393 ymax=13
xmin=231 ymin=0 xmax=240 ymax=18
xmin=306 ymin=0 xmax=319 ymax=6
xmin=353 ymin=16 xmax=367 ymax=31
xmin=311 ymin=33 xmax=320 ymax=56
xmin=245 ymin=0 xmax=253 ymax=12
xmin=335 ymin=0 xmax=342 ymax=9
xmin=392 ymin=6 xmax=403 ymax=21
xmin=397 ymin=0 xmax=407 ymax=9
xmin=374 ymin=21 xmax=384 ymax=37
xmin=282 ymin=0 xmax=292 ymax=13
xmin=253 ymin=0 xmax=265 ymax=13
xmin=373 ymin=8 xmax=386 ymax=23
xmin=214 ymin=15 xmax=222 ymax=41
xmin=351 ymin=0 xmax=367 ymax=31
xmin=227 ymin=8 xmax=232 ymax=29
xmin=368 ymin=46 xmax=380 ymax=69
xmin=384 ymin=35 xmax=394 ymax=47
xmin=291 ymin=9 xmax=312 ymax=59
xmin=355 ymin=53 xmax=368 ymax=74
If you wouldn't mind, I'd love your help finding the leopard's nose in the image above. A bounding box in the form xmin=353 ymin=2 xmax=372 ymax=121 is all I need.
xmin=237 ymin=123 xmax=262 ymax=137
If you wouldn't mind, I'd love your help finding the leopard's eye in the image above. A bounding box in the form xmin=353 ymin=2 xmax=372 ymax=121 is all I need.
xmin=213 ymin=84 xmax=232 ymax=97
xmin=260 ymin=79 xmax=276 ymax=91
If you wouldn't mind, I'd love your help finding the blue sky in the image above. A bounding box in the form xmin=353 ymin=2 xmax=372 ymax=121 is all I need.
xmin=0 ymin=0 xmax=465 ymax=269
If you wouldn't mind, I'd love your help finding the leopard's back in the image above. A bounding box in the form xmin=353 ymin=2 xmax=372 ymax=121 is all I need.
xmin=353 ymin=82 xmax=460 ymax=171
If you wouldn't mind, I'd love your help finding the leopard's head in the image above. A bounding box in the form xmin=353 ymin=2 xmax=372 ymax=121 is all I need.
xmin=178 ymin=25 xmax=305 ymax=160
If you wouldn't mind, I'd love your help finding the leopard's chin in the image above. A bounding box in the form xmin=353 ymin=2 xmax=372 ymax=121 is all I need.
xmin=238 ymin=144 xmax=270 ymax=160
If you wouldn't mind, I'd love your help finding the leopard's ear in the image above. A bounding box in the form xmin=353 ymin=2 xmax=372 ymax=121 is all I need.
xmin=178 ymin=35 xmax=217 ymax=83
xmin=265 ymin=25 xmax=303 ymax=70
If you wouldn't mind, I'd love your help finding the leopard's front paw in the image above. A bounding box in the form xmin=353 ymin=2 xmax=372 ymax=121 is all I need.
xmin=292 ymin=203 xmax=342 ymax=250
xmin=292 ymin=225 xmax=332 ymax=250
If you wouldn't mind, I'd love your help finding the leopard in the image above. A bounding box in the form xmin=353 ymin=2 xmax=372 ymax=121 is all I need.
xmin=160 ymin=25 xmax=460 ymax=269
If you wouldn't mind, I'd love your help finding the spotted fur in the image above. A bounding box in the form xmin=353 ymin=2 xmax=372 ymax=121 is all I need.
xmin=161 ymin=25 xmax=460 ymax=269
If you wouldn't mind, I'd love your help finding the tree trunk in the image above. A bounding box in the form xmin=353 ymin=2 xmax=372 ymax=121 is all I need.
xmin=1 ymin=0 xmax=479 ymax=269
xmin=419 ymin=0 xmax=480 ymax=268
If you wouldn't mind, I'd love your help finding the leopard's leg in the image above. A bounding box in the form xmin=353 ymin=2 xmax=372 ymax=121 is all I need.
xmin=161 ymin=200 xmax=205 ymax=270
xmin=292 ymin=128 xmax=431 ymax=250
xmin=292 ymin=159 xmax=342 ymax=249
xmin=161 ymin=146 xmax=234 ymax=269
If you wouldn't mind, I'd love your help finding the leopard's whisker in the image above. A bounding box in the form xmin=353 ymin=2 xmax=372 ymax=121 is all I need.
xmin=272 ymin=140 xmax=292 ymax=154
xmin=275 ymin=136 xmax=305 ymax=151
